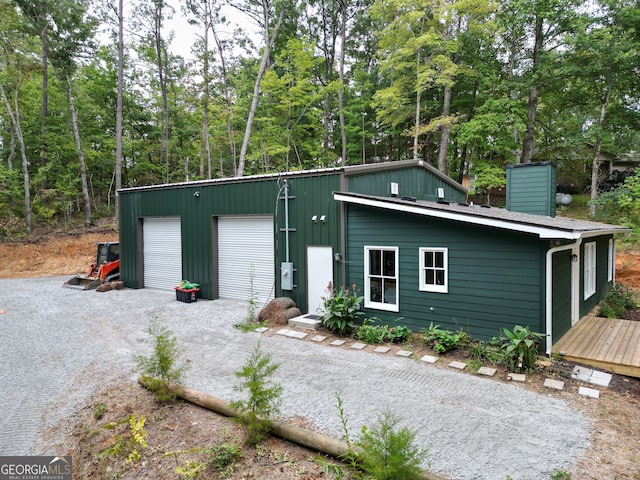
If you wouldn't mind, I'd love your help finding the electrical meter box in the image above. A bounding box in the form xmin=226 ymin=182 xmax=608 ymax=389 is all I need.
xmin=281 ymin=262 xmax=294 ymax=290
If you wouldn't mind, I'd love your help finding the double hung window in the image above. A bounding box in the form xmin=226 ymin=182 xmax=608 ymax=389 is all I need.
xmin=365 ymin=247 xmax=399 ymax=312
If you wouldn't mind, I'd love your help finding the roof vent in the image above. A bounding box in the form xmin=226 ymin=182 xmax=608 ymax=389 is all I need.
xmin=402 ymin=196 xmax=417 ymax=202
xmin=437 ymin=200 xmax=450 ymax=205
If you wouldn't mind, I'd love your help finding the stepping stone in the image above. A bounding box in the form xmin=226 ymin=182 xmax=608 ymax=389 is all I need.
xmin=287 ymin=330 xmax=308 ymax=339
xmin=350 ymin=342 xmax=367 ymax=350
xmin=544 ymin=378 xmax=565 ymax=390
xmin=507 ymin=373 xmax=526 ymax=382
xmin=449 ymin=361 xmax=467 ymax=370
xmin=590 ymin=370 xmax=612 ymax=387
xmin=276 ymin=329 xmax=293 ymax=336
xmin=578 ymin=386 xmax=600 ymax=399
xmin=255 ymin=327 xmax=269 ymax=333
xmin=420 ymin=355 xmax=438 ymax=364
xmin=329 ymin=339 xmax=346 ymax=346
xmin=395 ymin=350 xmax=413 ymax=357
xmin=477 ymin=366 xmax=497 ymax=377
xmin=571 ymin=366 xmax=594 ymax=383
xmin=311 ymin=335 xmax=327 ymax=342
xmin=571 ymin=366 xmax=612 ymax=387
xmin=374 ymin=346 xmax=391 ymax=354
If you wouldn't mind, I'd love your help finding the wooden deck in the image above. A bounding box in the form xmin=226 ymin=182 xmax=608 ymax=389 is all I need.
xmin=554 ymin=315 xmax=640 ymax=378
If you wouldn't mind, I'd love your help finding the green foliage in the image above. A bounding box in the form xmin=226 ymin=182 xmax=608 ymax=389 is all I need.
xmin=206 ymin=443 xmax=244 ymax=474
xmin=422 ymin=323 xmax=465 ymax=353
xmin=321 ymin=284 xmax=364 ymax=336
xmin=599 ymin=283 xmax=638 ymax=319
xmin=175 ymin=460 xmax=207 ymax=478
xmin=92 ymin=401 xmax=106 ymax=420
xmin=358 ymin=411 xmax=428 ymax=480
xmin=356 ymin=318 xmax=412 ymax=344
xmin=134 ymin=320 xmax=189 ymax=402
xmin=468 ymin=338 xmax=504 ymax=365
xmin=101 ymin=414 xmax=148 ymax=463
xmin=550 ymin=470 xmax=572 ymax=480
xmin=230 ymin=342 xmax=283 ymax=445
xmin=471 ymin=163 xmax=506 ymax=205
xmin=500 ymin=325 xmax=546 ymax=372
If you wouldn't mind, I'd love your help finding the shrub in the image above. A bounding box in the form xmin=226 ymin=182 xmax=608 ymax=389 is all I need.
xmin=230 ymin=342 xmax=283 ymax=445
xmin=358 ymin=411 xmax=429 ymax=480
xmin=321 ymin=283 xmax=364 ymax=336
xmin=500 ymin=325 xmax=546 ymax=372
xmin=134 ymin=320 xmax=189 ymax=402
xmin=356 ymin=318 xmax=413 ymax=344
xmin=386 ymin=325 xmax=412 ymax=344
xmin=468 ymin=338 xmax=504 ymax=364
xmin=599 ymin=284 xmax=638 ymax=319
xmin=422 ymin=323 xmax=464 ymax=353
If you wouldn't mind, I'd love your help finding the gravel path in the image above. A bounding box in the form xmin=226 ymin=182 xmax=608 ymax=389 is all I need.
xmin=0 ymin=277 xmax=590 ymax=479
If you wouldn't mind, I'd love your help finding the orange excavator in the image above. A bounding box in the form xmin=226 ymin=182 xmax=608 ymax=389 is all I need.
xmin=64 ymin=242 xmax=120 ymax=290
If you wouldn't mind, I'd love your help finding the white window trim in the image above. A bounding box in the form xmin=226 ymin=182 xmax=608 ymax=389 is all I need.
xmin=419 ymin=247 xmax=448 ymax=293
xmin=584 ymin=242 xmax=596 ymax=299
xmin=364 ymin=246 xmax=399 ymax=312
xmin=608 ymin=238 xmax=614 ymax=282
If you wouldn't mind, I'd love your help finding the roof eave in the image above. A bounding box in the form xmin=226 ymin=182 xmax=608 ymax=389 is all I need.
xmin=333 ymin=192 xmax=630 ymax=240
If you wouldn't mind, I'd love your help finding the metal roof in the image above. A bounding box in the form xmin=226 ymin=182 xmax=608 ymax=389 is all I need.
xmin=117 ymin=159 xmax=466 ymax=194
xmin=334 ymin=192 xmax=630 ymax=240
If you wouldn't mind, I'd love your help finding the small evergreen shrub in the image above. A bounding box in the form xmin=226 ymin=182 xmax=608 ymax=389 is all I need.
xmin=230 ymin=342 xmax=283 ymax=445
xmin=134 ymin=320 xmax=189 ymax=402
xmin=358 ymin=411 xmax=429 ymax=480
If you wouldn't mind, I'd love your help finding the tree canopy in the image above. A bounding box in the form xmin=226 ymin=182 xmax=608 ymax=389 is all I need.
xmin=1 ymin=0 xmax=639 ymax=234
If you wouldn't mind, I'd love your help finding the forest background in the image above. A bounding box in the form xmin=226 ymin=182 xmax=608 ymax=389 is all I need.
xmin=0 ymin=0 xmax=639 ymax=237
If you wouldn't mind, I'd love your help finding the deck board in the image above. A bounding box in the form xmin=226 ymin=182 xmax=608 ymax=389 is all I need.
xmin=554 ymin=315 xmax=640 ymax=379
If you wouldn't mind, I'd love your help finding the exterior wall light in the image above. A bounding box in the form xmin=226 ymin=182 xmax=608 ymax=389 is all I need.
xmin=193 ymin=191 xmax=200 ymax=198
xmin=571 ymin=254 xmax=578 ymax=262
xmin=311 ymin=215 xmax=318 ymax=222
xmin=334 ymin=252 xmax=342 ymax=261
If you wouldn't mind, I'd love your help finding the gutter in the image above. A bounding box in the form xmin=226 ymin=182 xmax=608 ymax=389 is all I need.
xmin=545 ymin=238 xmax=582 ymax=355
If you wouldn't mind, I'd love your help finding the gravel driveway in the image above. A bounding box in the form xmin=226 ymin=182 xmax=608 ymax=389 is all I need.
xmin=0 ymin=276 xmax=590 ymax=479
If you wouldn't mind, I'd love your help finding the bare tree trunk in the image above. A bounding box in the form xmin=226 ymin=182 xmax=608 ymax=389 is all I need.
xmin=521 ymin=13 xmax=543 ymax=164
xmin=589 ymin=86 xmax=611 ymax=217
xmin=337 ymin=0 xmax=347 ymax=163
xmin=212 ymin=25 xmax=235 ymax=176
xmin=65 ymin=74 xmax=92 ymax=226
xmin=200 ymin=0 xmax=211 ymax=179
xmin=40 ymin=34 xmax=49 ymax=190
xmin=437 ymin=85 xmax=451 ymax=173
xmin=153 ymin=1 xmax=170 ymax=182
xmin=114 ymin=0 xmax=124 ymax=220
xmin=413 ymin=51 xmax=422 ymax=161
xmin=1 ymin=82 xmax=32 ymax=233
xmin=237 ymin=8 xmax=285 ymax=177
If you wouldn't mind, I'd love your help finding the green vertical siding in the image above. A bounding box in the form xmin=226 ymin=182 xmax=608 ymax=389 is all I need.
xmin=346 ymin=166 xmax=466 ymax=203
xmin=506 ymin=163 xmax=556 ymax=217
xmin=345 ymin=205 xmax=546 ymax=340
xmin=580 ymin=235 xmax=613 ymax=317
xmin=552 ymin=250 xmax=573 ymax=341
xmin=119 ymin=173 xmax=343 ymax=312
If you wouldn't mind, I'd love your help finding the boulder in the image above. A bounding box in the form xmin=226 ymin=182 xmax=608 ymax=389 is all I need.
xmin=258 ymin=297 xmax=300 ymax=326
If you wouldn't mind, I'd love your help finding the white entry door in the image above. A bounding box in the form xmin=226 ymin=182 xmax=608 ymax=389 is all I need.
xmin=307 ymin=246 xmax=334 ymax=314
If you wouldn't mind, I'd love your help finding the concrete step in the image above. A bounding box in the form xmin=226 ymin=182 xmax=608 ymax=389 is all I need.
xmin=288 ymin=313 xmax=322 ymax=330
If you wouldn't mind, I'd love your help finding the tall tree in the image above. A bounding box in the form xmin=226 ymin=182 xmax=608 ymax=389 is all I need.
xmin=11 ymin=0 xmax=53 ymax=189
xmin=114 ymin=0 xmax=124 ymax=219
xmin=49 ymin=0 xmax=98 ymax=226
xmin=0 ymin=3 xmax=35 ymax=232
xmin=235 ymin=0 xmax=288 ymax=176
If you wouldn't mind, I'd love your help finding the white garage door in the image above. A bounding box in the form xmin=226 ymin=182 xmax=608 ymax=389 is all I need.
xmin=218 ymin=216 xmax=274 ymax=306
xmin=143 ymin=217 xmax=182 ymax=290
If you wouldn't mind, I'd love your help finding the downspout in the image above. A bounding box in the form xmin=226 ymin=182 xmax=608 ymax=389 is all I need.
xmin=545 ymin=237 xmax=582 ymax=355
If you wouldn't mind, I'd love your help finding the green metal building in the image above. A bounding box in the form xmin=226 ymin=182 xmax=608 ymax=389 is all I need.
xmin=118 ymin=159 xmax=465 ymax=315
xmin=119 ymin=160 xmax=628 ymax=353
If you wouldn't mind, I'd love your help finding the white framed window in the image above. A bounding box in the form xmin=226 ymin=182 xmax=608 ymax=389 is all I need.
xmin=364 ymin=246 xmax=399 ymax=312
xmin=584 ymin=242 xmax=596 ymax=299
xmin=419 ymin=248 xmax=448 ymax=293
xmin=608 ymin=238 xmax=614 ymax=282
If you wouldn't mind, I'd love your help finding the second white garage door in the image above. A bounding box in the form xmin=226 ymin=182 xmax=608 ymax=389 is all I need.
xmin=218 ymin=216 xmax=275 ymax=306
